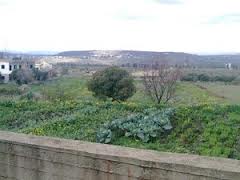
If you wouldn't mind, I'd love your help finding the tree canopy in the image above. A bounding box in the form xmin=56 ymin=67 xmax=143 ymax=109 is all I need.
xmin=88 ymin=66 xmax=136 ymax=101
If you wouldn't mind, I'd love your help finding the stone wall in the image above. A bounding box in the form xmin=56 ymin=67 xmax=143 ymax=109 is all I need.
xmin=0 ymin=131 xmax=239 ymax=180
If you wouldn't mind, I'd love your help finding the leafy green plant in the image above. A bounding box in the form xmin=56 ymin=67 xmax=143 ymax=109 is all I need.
xmin=167 ymin=104 xmax=240 ymax=159
xmin=97 ymin=108 xmax=174 ymax=143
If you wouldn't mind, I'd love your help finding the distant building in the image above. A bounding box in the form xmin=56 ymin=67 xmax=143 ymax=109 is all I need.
xmin=35 ymin=60 xmax=53 ymax=71
xmin=225 ymin=63 xmax=232 ymax=70
xmin=0 ymin=59 xmax=35 ymax=83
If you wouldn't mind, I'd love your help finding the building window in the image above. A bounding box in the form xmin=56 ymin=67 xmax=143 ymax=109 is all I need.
xmin=19 ymin=65 xmax=22 ymax=69
xmin=30 ymin=64 xmax=33 ymax=69
xmin=1 ymin=65 xmax=5 ymax=69
xmin=14 ymin=65 xmax=17 ymax=69
xmin=9 ymin=65 xmax=12 ymax=71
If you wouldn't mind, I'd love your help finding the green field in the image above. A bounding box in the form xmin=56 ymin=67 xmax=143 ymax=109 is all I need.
xmin=0 ymin=77 xmax=240 ymax=160
xmin=196 ymin=82 xmax=240 ymax=104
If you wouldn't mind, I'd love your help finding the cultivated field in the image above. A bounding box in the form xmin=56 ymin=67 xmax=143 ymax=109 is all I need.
xmin=0 ymin=75 xmax=240 ymax=160
xmin=196 ymin=82 xmax=240 ymax=104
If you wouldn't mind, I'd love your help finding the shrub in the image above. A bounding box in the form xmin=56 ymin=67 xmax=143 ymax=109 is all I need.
xmin=61 ymin=68 xmax=69 ymax=76
xmin=232 ymin=76 xmax=240 ymax=85
xmin=182 ymin=73 xmax=236 ymax=83
xmin=10 ymin=69 xmax=34 ymax=85
xmin=181 ymin=73 xmax=199 ymax=82
xmin=32 ymin=69 xmax=49 ymax=81
xmin=198 ymin=74 xmax=210 ymax=81
xmin=213 ymin=75 xmax=236 ymax=82
xmin=88 ymin=66 xmax=136 ymax=101
xmin=97 ymin=108 xmax=174 ymax=143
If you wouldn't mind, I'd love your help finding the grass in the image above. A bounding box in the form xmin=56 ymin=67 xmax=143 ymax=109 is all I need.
xmin=0 ymin=76 xmax=239 ymax=159
xmin=174 ymin=82 xmax=225 ymax=105
xmin=112 ymin=104 xmax=240 ymax=159
xmin=196 ymin=82 xmax=240 ymax=104
xmin=183 ymin=68 xmax=240 ymax=77
xmin=0 ymin=77 xmax=224 ymax=105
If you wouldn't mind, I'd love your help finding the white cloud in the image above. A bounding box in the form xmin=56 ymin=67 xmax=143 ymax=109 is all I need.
xmin=0 ymin=0 xmax=240 ymax=53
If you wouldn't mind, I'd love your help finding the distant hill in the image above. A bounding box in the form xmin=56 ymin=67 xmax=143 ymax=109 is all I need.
xmin=0 ymin=51 xmax=55 ymax=61
xmin=57 ymin=50 xmax=202 ymax=65
xmin=57 ymin=51 xmax=95 ymax=57
xmin=2 ymin=50 xmax=240 ymax=68
xmin=57 ymin=50 xmax=240 ymax=67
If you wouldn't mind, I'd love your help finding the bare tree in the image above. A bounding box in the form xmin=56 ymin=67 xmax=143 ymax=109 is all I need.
xmin=143 ymin=64 xmax=181 ymax=104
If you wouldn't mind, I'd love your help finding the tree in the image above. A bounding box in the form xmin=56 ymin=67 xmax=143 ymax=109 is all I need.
xmin=32 ymin=69 xmax=49 ymax=81
xmin=143 ymin=64 xmax=181 ymax=104
xmin=11 ymin=69 xmax=34 ymax=85
xmin=88 ymin=66 xmax=136 ymax=101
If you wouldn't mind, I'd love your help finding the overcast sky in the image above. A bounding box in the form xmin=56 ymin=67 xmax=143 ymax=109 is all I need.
xmin=0 ymin=0 xmax=240 ymax=54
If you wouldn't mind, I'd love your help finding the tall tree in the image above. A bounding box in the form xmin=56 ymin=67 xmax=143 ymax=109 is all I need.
xmin=143 ymin=64 xmax=181 ymax=104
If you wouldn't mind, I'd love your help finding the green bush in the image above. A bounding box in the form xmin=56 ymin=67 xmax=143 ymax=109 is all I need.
xmin=213 ymin=75 xmax=236 ymax=82
xmin=181 ymin=73 xmax=199 ymax=82
xmin=10 ymin=69 xmax=34 ymax=85
xmin=97 ymin=108 xmax=174 ymax=143
xmin=33 ymin=69 xmax=49 ymax=81
xmin=198 ymin=74 xmax=210 ymax=81
xmin=182 ymin=73 xmax=236 ymax=82
xmin=232 ymin=76 xmax=240 ymax=85
xmin=88 ymin=66 xmax=136 ymax=102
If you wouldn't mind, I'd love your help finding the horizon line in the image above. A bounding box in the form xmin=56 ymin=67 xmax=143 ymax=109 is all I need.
xmin=0 ymin=49 xmax=240 ymax=56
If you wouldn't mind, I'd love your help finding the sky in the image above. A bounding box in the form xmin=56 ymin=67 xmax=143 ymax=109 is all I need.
xmin=0 ymin=0 xmax=240 ymax=54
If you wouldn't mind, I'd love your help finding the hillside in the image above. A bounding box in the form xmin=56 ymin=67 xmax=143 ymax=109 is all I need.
xmin=57 ymin=50 xmax=199 ymax=65
xmin=57 ymin=50 xmax=240 ymax=67
xmin=2 ymin=50 xmax=240 ymax=67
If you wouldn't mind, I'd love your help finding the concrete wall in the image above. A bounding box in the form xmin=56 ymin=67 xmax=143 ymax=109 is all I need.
xmin=0 ymin=131 xmax=239 ymax=180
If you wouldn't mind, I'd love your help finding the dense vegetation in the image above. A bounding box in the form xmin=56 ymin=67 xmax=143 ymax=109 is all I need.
xmin=0 ymin=74 xmax=240 ymax=160
xmin=97 ymin=108 xmax=174 ymax=143
xmin=182 ymin=73 xmax=237 ymax=82
xmin=88 ymin=66 xmax=136 ymax=101
xmin=11 ymin=69 xmax=52 ymax=85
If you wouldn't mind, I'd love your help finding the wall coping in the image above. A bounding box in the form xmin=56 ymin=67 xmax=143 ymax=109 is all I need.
xmin=0 ymin=131 xmax=239 ymax=179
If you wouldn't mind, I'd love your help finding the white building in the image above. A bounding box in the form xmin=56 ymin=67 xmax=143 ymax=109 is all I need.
xmin=0 ymin=59 xmax=35 ymax=83
xmin=225 ymin=63 xmax=232 ymax=70
xmin=35 ymin=60 xmax=53 ymax=71
xmin=0 ymin=60 xmax=11 ymax=82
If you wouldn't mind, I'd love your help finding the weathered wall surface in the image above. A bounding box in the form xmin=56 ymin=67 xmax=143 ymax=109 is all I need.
xmin=0 ymin=131 xmax=239 ymax=180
